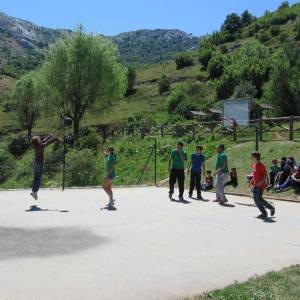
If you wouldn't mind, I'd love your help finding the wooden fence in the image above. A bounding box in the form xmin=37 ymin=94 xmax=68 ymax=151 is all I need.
xmin=95 ymin=116 xmax=300 ymax=143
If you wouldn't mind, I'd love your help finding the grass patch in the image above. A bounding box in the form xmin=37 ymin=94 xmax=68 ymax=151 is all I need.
xmin=185 ymin=265 xmax=300 ymax=300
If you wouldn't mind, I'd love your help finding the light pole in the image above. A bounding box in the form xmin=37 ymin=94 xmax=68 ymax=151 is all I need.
xmin=62 ymin=116 xmax=73 ymax=191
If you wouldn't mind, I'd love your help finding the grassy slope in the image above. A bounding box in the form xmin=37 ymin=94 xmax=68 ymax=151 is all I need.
xmin=186 ymin=265 xmax=300 ymax=300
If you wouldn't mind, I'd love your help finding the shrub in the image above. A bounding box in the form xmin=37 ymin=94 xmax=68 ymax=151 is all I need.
xmin=208 ymin=52 xmax=227 ymax=79
xmin=65 ymin=149 xmax=98 ymax=187
xmin=8 ymin=134 xmax=31 ymax=157
xmin=175 ymin=52 xmax=194 ymax=69
xmin=270 ymin=25 xmax=280 ymax=37
xmin=294 ymin=20 xmax=300 ymax=40
xmin=74 ymin=127 xmax=100 ymax=152
xmin=232 ymin=81 xmax=257 ymax=98
xmin=167 ymin=87 xmax=185 ymax=113
xmin=256 ymin=31 xmax=270 ymax=43
xmin=158 ymin=75 xmax=171 ymax=95
xmin=279 ymin=32 xmax=289 ymax=43
xmin=0 ymin=148 xmax=15 ymax=181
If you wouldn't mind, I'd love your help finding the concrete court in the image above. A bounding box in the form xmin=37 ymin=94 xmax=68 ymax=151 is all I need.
xmin=0 ymin=187 xmax=300 ymax=300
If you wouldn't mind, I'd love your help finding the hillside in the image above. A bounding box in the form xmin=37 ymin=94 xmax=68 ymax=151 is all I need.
xmin=112 ymin=29 xmax=199 ymax=64
xmin=0 ymin=11 xmax=199 ymax=77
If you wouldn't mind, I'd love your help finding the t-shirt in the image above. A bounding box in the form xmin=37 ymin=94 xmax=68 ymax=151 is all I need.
xmin=251 ymin=162 xmax=267 ymax=190
xmin=270 ymin=165 xmax=281 ymax=174
xmin=171 ymin=150 xmax=187 ymax=170
xmin=215 ymin=153 xmax=229 ymax=174
xmin=34 ymin=144 xmax=45 ymax=163
xmin=191 ymin=153 xmax=205 ymax=173
xmin=106 ymin=154 xmax=116 ymax=177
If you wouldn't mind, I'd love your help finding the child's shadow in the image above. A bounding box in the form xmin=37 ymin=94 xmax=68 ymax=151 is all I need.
xmin=100 ymin=206 xmax=117 ymax=211
xmin=26 ymin=205 xmax=69 ymax=213
xmin=170 ymin=198 xmax=191 ymax=204
xmin=190 ymin=197 xmax=210 ymax=202
xmin=219 ymin=203 xmax=235 ymax=208
xmin=264 ymin=217 xmax=277 ymax=223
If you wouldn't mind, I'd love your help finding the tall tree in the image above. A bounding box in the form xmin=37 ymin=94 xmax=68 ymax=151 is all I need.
xmin=15 ymin=72 xmax=41 ymax=138
xmin=269 ymin=50 xmax=300 ymax=116
xmin=127 ymin=65 xmax=137 ymax=91
xmin=42 ymin=26 xmax=126 ymax=137
xmin=221 ymin=13 xmax=242 ymax=35
xmin=241 ymin=10 xmax=253 ymax=27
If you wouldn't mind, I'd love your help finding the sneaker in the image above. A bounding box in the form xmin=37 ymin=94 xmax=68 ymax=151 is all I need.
xmin=169 ymin=193 xmax=173 ymax=200
xmin=270 ymin=207 xmax=275 ymax=217
xmin=197 ymin=194 xmax=203 ymax=200
xmin=213 ymin=199 xmax=220 ymax=202
xmin=108 ymin=199 xmax=115 ymax=207
xmin=219 ymin=198 xmax=228 ymax=205
xmin=179 ymin=196 xmax=184 ymax=202
xmin=257 ymin=214 xmax=268 ymax=219
xmin=30 ymin=192 xmax=38 ymax=200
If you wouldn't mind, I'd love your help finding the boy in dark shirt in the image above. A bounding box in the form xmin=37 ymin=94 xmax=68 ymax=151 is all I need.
xmin=188 ymin=145 xmax=205 ymax=199
xmin=31 ymin=134 xmax=58 ymax=200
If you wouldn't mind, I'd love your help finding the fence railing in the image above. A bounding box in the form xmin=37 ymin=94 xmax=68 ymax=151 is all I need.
xmin=95 ymin=115 xmax=300 ymax=143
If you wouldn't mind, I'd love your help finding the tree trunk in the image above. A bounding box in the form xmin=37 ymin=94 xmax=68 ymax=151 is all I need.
xmin=73 ymin=118 xmax=80 ymax=139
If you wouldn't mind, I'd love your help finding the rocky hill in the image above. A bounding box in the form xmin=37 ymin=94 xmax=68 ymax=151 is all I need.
xmin=0 ymin=12 xmax=199 ymax=76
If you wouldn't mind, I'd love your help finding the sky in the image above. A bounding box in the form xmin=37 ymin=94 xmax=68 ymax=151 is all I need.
xmin=0 ymin=0 xmax=299 ymax=36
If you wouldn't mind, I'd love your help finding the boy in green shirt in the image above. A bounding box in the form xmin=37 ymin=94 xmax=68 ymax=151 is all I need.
xmin=215 ymin=144 xmax=229 ymax=205
xmin=168 ymin=142 xmax=188 ymax=201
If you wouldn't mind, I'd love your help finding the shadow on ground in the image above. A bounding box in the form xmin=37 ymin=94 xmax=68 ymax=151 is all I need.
xmin=0 ymin=227 xmax=108 ymax=260
xmin=26 ymin=205 xmax=69 ymax=213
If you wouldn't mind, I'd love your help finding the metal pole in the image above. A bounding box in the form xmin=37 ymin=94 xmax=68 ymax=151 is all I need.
xmin=62 ymin=122 xmax=66 ymax=191
xmin=255 ymin=126 xmax=259 ymax=151
xmin=154 ymin=139 xmax=157 ymax=186
xmin=137 ymin=146 xmax=154 ymax=186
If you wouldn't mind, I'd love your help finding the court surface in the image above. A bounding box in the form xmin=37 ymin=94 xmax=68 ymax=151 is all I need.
xmin=0 ymin=187 xmax=300 ymax=300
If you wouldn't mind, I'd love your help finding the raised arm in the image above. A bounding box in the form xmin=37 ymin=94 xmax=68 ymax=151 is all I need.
xmin=42 ymin=137 xmax=58 ymax=147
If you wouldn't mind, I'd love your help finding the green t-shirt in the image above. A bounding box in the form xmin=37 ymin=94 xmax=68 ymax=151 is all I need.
xmin=106 ymin=154 xmax=116 ymax=177
xmin=171 ymin=149 xmax=187 ymax=169
xmin=270 ymin=165 xmax=281 ymax=174
xmin=215 ymin=152 xmax=229 ymax=174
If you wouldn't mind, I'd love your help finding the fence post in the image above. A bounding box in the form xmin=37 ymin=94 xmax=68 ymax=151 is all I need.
xmin=233 ymin=127 xmax=237 ymax=143
xmin=259 ymin=117 xmax=263 ymax=142
xmin=289 ymin=115 xmax=294 ymax=141
xmin=160 ymin=126 xmax=164 ymax=137
xmin=154 ymin=139 xmax=157 ymax=186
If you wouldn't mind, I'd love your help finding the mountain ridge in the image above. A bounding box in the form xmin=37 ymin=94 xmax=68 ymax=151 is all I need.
xmin=0 ymin=11 xmax=200 ymax=76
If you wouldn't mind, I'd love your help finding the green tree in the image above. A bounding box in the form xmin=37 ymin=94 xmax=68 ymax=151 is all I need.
xmin=198 ymin=37 xmax=216 ymax=69
xmin=221 ymin=13 xmax=242 ymax=35
xmin=269 ymin=51 xmax=300 ymax=116
xmin=208 ymin=52 xmax=228 ymax=79
xmin=159 ymin=75 xmax=171 ymax=95
xmin=14 ymin=72 xmax=41 ymax=138
xmin=294 ymin=20 xmax=300 ymax=40
xmin=42 ymin=26 xmax=126 ymax=137
xmin=241 ymin=10 xmax=254 ymax=27
xmin=175 ymin=52 xmax=193 ymax=69
xmin=278 ymin=1 xmax=289 ymax=10
xmin=127 ymin=65 xmax=137 ymax=91
xmin=232 ymin=81 xmax=257 ymax=98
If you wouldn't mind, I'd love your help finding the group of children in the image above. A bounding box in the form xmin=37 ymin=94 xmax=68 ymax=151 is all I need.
xmin=30 ymin=135 xmax=280 ymax=219
xmin=268 ymin=157 xmax=300 ymax=193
